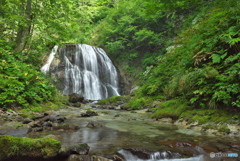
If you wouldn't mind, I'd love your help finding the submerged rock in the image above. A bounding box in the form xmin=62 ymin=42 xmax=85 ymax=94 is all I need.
xmin=86 ymin=121 xmax=102 ymax=128
xmin=59 ymin=143 xmax=90 ymax=157
xmin=66 ymin=154 xmax=88 ymax=161
xmin=52 ymin=123 xmax=80 ymax=131
xmin=0 ymin=122 xmax=31 ymax=136
xmin=66 ymin=154 xmax=115 ymax=161
xmin=91 ymin=155 xmax=114 ymax=161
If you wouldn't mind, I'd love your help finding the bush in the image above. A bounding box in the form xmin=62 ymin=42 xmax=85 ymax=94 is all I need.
xmin=126 ymin=96 xmax=154 ymax=110
xmin=135 ymin=1 xmax=240 ymax=109
xmin=0 ymin=49 xmax=57 ymax=108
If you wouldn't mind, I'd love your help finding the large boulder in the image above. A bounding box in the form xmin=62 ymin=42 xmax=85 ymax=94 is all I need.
xmin=0 ymin=135 xmax=61 ymax=160
xmin=69 ymin=93 xmax=84 ymax=103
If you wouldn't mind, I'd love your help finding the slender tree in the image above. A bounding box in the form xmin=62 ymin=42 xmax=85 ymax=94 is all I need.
xmin=14 ymin=0 xmax=32 ymax=52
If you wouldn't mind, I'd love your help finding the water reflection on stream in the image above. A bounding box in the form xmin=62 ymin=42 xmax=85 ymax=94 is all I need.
xmin=26 ymin=106 xmax=240 ymax=161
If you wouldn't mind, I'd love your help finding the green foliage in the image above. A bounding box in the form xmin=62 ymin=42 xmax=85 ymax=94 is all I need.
xmin=135 ymin=0 xmax=240 ymax=110
xmin=218 ymin=125 xmax=230 ymax=133
xmin=0 ymin=0 xmax=92 ymax=109
xmin=0 ymin=49 xmax=57 ymax=108
xmin=126 ymin=96 xmax=154 ymax=110
xmin=202 ymin=124 xmax=231 ymax=134
xmin=180 ymin=109 xmax=236 ymax=124
xmin=96 ymin=95 xmax=131 ymax=105
xmin=151 ymin=99 xmax=189 ymax=119
xmin=1 ymin=0 xmax=239 ymax=116
xmin=86 ymin=0 xmax=183 ymax=74
xmin=0 ymin=0 xmax=91 ymax=62
xmin=0 ymin=135 xmax=61 ymax=160
xmin=202 ymin=124 xmax=218 ymax=130
xmin=232 ymin=115 xmax=239 ymax=120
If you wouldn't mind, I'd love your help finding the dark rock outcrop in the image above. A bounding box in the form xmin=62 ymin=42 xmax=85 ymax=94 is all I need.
xmin=69 ymin=93 xmax=84 ymax=103
xmin=49 ymin=113 xmax=66 ymax=123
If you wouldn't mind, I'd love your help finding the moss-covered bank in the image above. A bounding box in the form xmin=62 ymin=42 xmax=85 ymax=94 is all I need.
xmin=0 ymin=135 xmax=61 ymax=160
xmin=99 ymin=96 xmax=240 ymax=135
xmin=16 ymin=94 xmax=68 ymax=118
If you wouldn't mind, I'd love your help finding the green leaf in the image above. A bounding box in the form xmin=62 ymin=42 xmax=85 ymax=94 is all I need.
xmin=220 ymin=53 xmax=227 ymax=59
xmin=211 ymin=54 xmax=221 ymax=63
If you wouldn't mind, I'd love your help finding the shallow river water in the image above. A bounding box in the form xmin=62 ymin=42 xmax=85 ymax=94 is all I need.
xmin=26 ymin=105 xmax=240 ymax=161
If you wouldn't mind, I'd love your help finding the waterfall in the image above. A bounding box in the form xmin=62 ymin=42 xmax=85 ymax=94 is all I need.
xmin=118 ymin=149 xmax=204 ymax=161
xmin=40 ymin=45 xmax=58 ymax=74
xmin=41 ymin=44 xmax=120 ymax=100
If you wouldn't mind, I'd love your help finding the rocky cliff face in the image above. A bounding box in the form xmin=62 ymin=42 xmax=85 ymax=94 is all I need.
xmin=117 ymin=66 xmax=135 ymax=95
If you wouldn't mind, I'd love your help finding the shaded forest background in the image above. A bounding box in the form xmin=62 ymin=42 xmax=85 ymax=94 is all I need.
xmin=0 ymin=0 xmax=239 ymax=119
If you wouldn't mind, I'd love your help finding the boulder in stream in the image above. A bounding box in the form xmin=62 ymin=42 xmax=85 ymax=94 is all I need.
xmin=69 ymin=93 xmax=84 ymax=103
xmin=80 ymin=110 xmax=98 ymax=117
xmin=49 ymin=112 xmax=66 ymax=123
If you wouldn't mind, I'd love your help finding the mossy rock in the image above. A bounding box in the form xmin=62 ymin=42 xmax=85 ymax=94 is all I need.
xmin=0 ymin=135 xmax=61 ymax=160
xmin=81 ymin=109 xmax=98 ymax=117
xmin=218 ymin=125 xmax=230 ymax=133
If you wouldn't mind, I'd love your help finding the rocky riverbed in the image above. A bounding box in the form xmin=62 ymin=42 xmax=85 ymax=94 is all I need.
xmin=0 ymin=103 xmax=240 ymax=161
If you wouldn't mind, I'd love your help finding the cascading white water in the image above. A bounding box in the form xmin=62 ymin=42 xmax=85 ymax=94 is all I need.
xmin=41 ymin=44 xmax=120 ymax=100
xmin=118 ymin=150 xmax=204 ymax=161
xmin=40 ymin=45 xmax=58 ymax=74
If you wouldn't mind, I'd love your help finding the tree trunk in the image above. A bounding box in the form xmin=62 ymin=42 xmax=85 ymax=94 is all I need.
xmin=14 ymin=0 xmax=32 ymax=52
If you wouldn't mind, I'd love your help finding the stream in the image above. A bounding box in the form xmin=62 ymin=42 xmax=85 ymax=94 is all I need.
xmin=24 ymin=104 xmax=240 ymax=161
